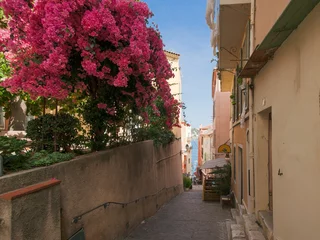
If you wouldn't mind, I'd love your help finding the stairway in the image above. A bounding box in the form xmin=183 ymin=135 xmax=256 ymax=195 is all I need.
xmin=202 ymin=177 xmax=220 ymax=201
xmin=226 ymin=206 xmax=266 ymax=240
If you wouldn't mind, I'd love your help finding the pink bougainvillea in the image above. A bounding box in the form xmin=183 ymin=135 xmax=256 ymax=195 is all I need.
xmin=0 ymin=0 xmax=180 ymax=128
xmin=97 ymin=103 xmax=107 ymax=109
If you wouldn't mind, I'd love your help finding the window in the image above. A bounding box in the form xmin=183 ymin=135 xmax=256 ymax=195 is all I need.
xmin=241 ymin=87 xmax=246 ymax=113
xmin=241 ymin=21 xmax=251 ymax=67
xmin=233 ymin=74 xmax=249 ymax=122
xmin=238 ymin=147 xmax=243 ymax=166
xmin=245 ymin=83 xmax=249 ymax=112
xmin=232 ymin=19 xmax=251 ymax=120
xmin=188 ymin=158 xmax=190 ymax=164
xmin=238 ymin=82 xmax=242 ymax=118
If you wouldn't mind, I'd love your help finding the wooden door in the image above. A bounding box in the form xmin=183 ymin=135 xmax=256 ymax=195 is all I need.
xmin=238 ymin=147 xmax=243 ymax=203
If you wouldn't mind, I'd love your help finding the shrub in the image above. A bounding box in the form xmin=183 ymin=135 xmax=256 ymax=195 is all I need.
xmin=0 ymin=136 xmax=27 ymax=155
xmin=0 ymin=136 xmax=30 ymax=171
xmin=132 ymin=98 xmax=177 ymax=146
xmin=133 ymin=126 xmax=175 ymax=146
xmin=0 ymin=137 xmax=76 ymax=173
xmin=183 ymin=175 xmax=192 ymax=189
xmin=26 ymin=113 xmax=81 ymax=152
xmin=210 ymin=164 xmax=231 ymax=195
xmin=29 ymin=150 xmax=75 ymax=167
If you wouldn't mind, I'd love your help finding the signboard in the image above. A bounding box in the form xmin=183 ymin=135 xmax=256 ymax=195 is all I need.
xmin=218 ymin=144 xmax=231 ymax=153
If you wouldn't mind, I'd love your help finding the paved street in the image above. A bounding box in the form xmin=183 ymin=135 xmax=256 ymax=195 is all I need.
xmin=127 ymin=185 xmax=231 ymax=240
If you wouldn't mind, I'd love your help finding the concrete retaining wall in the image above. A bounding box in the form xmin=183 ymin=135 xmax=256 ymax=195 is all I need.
xmin=0 ymin=140 xmax=183 ymax=240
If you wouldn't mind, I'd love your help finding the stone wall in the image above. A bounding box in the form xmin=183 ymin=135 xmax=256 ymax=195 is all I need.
xmin=0 ymin=140 xmax=183 ymax=240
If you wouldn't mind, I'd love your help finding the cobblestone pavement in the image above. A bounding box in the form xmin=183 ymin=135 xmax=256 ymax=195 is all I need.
xmin=127 ymin=185 xmax=231 ymax=240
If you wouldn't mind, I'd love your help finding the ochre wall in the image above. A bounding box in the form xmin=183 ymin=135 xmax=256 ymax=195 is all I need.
xmin=0 ymin=140 xmax=183 ymax=240
xmin=253 ymin=4 xmax=320 ymax=240
xmin=221 ymin=71 xmax=234 ymax=92
xmin=255 ymin=0 xmax=290 ymax=47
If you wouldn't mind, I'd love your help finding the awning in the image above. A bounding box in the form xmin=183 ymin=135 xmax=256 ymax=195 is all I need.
xmin=200 ymin=158 xmax=228 ymax=170
xmin=240 ymin=0 xmax=320 ymax=78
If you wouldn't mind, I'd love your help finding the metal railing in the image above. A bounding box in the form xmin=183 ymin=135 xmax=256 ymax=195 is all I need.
xmin=72 ymin=150 xmax=182 ymax=224
xmin=72 ymin=184 xmax=182 ymax=224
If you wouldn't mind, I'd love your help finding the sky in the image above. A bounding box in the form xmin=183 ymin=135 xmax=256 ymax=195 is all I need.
xmin=144 ymin=0 xmax=215 ymax=129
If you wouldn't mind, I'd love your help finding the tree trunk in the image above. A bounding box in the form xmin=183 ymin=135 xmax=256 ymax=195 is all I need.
xmin=41 ymin=97 xmax=46 ymax=150
xmin=53 ymin=99 xmax=58 ymax=152
xmin=43 ymin=97 xmax=46 ymax=115
xmin=91 ymin=126 xmax=106 ymax=151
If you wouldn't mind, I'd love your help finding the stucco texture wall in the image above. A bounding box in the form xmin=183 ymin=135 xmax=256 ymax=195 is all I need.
xmin=0 ymin=180 xmax=61 ymax=240
xmin=215 ymin=92 xmax=231 ymax=152
xmin=203 ymin=135 xmax=212 ymax=162
xmin=253 ymin=4 xmax=320 ymax=240
xmin=221 ymin=71 xmax=234 ymax=92
xmin=0 ymin=140 xmax=183 ymax=240
xmin=255 ymin=0 xmax=290 ymax=48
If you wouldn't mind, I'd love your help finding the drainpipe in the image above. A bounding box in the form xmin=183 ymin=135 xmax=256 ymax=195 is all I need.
xmin=249 ymin=0 xmax=256 ymax=214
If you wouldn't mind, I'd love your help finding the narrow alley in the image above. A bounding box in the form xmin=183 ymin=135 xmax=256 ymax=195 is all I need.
xmin=127 ymin=186 xmax=231 ymax=240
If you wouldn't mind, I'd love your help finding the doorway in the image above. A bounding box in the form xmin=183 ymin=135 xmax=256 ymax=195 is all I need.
xmin=238 ymin=146 xmax=243 ymax=203
xmin=256 ymin=108 xmax=272 ymax=212
xmin=268 ymin=112 xmax=273 ymax=211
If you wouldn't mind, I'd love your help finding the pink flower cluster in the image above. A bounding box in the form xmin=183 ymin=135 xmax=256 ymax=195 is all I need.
xmin=0 ymin=0 xmax=180 ymax=128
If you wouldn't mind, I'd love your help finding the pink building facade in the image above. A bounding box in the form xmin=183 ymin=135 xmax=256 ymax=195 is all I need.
xmin=212 ymin=70 xmax=231 ymax=158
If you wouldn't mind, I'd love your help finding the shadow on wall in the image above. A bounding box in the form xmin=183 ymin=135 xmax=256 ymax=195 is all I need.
xmin=0 ymin=140 xmax=183 ymax=240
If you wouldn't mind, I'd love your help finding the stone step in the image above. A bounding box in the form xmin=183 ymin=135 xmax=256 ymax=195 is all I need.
xmin=238 ymin=204 xmax=247 ymax=216
xmin=236 ymin=216 xmax=244 ymax=225
xmin=248 ymin=231 xmax=266 ymax=240
xmin=243 ymin=214 xmax=257 ymax=223
xmin=258 ymin=211 xmax=273 ymax=240
xmin=231 ymin=224 xmax=246 ymax=240
xmin=244 ymin=219 xmax=262 ymax=234
xmin=231 ymin=208 xmax=240 ymax=220
xmin=226 ymin=219 xmax=236 ymax=240
xmin=242 ymin=214 xmax=266 ymax=240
